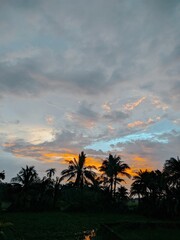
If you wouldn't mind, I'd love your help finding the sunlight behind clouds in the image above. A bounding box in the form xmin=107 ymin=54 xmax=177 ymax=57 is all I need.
xmin=0 ymin=0 xmax=179 ymax=181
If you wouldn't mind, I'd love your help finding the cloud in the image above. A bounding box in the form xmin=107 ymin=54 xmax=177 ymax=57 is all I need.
xmin=45 ymin=115 xmax=54 ymax=125
xmin=102 ymin=102 xmax=111 ymax=112
xmin=103 ymin=110 xmax=129 ymax=122
xmin=127 ymin=118 xmax=154 ymax=128
xmin=77 ymin=101 xmax=99 ymax=120
xmin=123 ymin=97 xmax=146 ymax=111
xmin=118 ymin=131 xmax=180 ymax=170
xmin=64 ymin=101 xmax=100 ymax=129
xmin=0 ymin=0 xmax=180 ymax=182
xmin=2 ymin=133 xmax=102 ymax=168
xmin=0 ymin=0 xmax=179 ymax=101
xmin=0 ymin=60 xmax=43 ymax=97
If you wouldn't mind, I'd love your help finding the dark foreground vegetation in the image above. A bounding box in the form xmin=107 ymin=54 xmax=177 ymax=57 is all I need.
xmin=1 ymin=212 xmax=180 ymax=240
xmin=0 ymin=153 xmax=180 ymax=239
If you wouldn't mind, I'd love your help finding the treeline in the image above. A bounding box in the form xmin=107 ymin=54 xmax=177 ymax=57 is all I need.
xmin=0 ymin=153 xmax=180 ymax=217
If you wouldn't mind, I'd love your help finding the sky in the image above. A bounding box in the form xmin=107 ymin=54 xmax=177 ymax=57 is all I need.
xmin=0 ymin=0 xmax=180 ymax=183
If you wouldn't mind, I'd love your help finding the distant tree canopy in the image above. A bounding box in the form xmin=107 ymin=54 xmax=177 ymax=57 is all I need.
xmin=0 ymin=154 xmax=179 ymax=216
xmin=0 ymin=170 xmax=5 ymax=181
xmin=11 ymin=165 xmax=39 ymax=189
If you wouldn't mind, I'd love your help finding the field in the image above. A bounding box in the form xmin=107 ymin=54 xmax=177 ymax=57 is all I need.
xmin=1 ymin=212 xmax=179 ymax=240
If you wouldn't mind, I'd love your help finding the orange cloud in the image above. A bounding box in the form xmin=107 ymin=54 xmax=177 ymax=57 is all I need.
xmin=127 ymin=121 xmax=144 ymax=128
xmin=124 ymin=96 xmax=146 ymax=111
xmin=58 ymin=152 xmax=102 ymax=168
xmin=152 ymin=96 xmax=168 ymax=110
xmin=127 ymin=118 xmax=154 ymax=128
xmin=85 ymin=156 xmax=102 ymax=168
xmin=9 ymin=146 xmax=102 ymax=169
xmin=2 ymin=142 xmax=16 ymax=147
xmin=125 ymin=154 xmax=157 ymax=177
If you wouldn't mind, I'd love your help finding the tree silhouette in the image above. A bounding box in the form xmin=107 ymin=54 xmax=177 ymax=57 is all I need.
xmin=0 ymin=171 xmax=5 ymax=181
xmin=131 ymin=169 xmax=168 ymax=212
xmin=61 ymin=152 xmax=97 ymax=189
xmin=99 ymin=154 xmax=130 ymax=197
xmin=53 ymin=177 xmax=62 ymax=208
xmin=164 ymin=157 xmax=180 ymax=188
xmin=11 ymin=166 xmax=38 ymax=189
xmin=130 ymin=169 xmax=150 ymax=204
xmin=46 ymin=168 xmax=56 ymax=179
xmin=116 ymin=186 xmax=129 ymax=202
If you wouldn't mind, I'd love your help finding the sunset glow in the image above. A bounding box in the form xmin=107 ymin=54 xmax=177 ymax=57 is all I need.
xmin=0 ymin=0 xmax=179 ymax=186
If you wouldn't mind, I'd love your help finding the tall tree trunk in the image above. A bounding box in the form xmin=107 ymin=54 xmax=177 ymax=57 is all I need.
xmin=110 ymin=177 xmax=113 ymax=198
xmin=114 ymin=177 xmax=117 ymax=198
xmin=74 ymin=171 xmax=81 ymax=187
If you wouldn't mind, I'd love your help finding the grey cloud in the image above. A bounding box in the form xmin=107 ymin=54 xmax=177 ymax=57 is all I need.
xmin=53 ymin=69 xmax=108 ymax=95
xmin=3 ymin=129 xmax=95 ymax=162
xmin=103 ymin=110 xmax=129 ymax=122
xmin=41 ymin=130 xmax=92 ymax=151
xmin=0 ymin=0 xmax=179 ymax=180
xmin=1 ymin=0 xmax=41 ymax=8
xmin=173 ymin=82 xmax=180 ymax=97
xmin=77 ymin=101 xmax=99 ymax=120
xmin=145 ymin=0 xmax=180 ymax=15
xmin=0 ymin=60 xmax=45 ymax=97
xmin=0 ymin=0 xmax=180 ymax=99
xmin=116 ymin=132 xmax=180 ymax=169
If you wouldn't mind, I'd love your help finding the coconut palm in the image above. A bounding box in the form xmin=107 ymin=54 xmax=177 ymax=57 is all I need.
xmin=163 ymin=157 xmax=180 ymax=216
xmin=0 ymin=171 xmax=5 ymax=181
xmin=131 ymin=169 xmax=167 ymax=209
xmin=116 ymin=186 xmax=129 ymax=202
xmin=99 ymin=154 xmax=131 ymax=197
xmin=46 ymin=168 xmax=56 ymax=179
xmin=53 ymin=177 xmax=62 ymax=208
xmin=163 ymin=157 xmax=180 ymax=188
xmin=130 ymin=169 xmax=150 ymax=200
xmin=11 ymin=166 xmax=38 ymax=189
xmin=60 ymin=152 xmax=97 ymax=189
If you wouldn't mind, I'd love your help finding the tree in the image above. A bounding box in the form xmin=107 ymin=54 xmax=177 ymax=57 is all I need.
xmin=164 ymin=157 xmax=180 ymax=188
xmin=99 ymin=154 xmax=131 ymax=197
xmin=131 ymin=169 xmax=167 ymax=212
xmin=163 ymin=157 xmax=180 ymax=216
xmin=53 ymin=177 xmax=62 ymax=208
xmin=46 ymin=168 xmax=56 ymax=179
xmin=61 ymin=152 xmax=97 ymax=189
xmin=0 ymin=171 xmax=5 ymax=181
xmin=130 ymin=169 xmax=150 ymax=202
xmin=116 ymin=186 xmax=129 ymax=202
xmin=11 ymin=166 xmax=38 ymax=189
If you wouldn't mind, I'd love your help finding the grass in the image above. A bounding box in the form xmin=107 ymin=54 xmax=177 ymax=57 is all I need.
xmin=2 ymin=212 xmax=180 ymax=240
xmin=113 ymin=226 xmax=180 ymax=240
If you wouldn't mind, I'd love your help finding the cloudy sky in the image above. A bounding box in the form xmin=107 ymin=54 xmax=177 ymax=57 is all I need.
xmin=0 ymin=0 xmax=180 ymax=182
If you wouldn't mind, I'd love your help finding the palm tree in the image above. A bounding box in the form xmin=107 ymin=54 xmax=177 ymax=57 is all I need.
xmin=0 ymin=171 xmax=5 ymax=181
xmin=163 ymin=157 xmax=180 ymax=216
xmin=60 ymin=152 xmax=97 ymax=189
xmin=11 ymin=166 xmax=38 ymax=189
xmin=53 ymin=177 xmax=62 ymax=208
xmin=99 ymin=154 xmax=131 ymax=197
xmin=163 ymin=157 xmax=180 ymax=188
xmin=46 ymin=168 xmax=56 ymax=179
xmin=131 ymin=169 xmax=167 ymax=209
xmin=116 ymin=186 xmax=129 ymax=202
xmin=130 ymin=169 xmax=150 ymax=200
